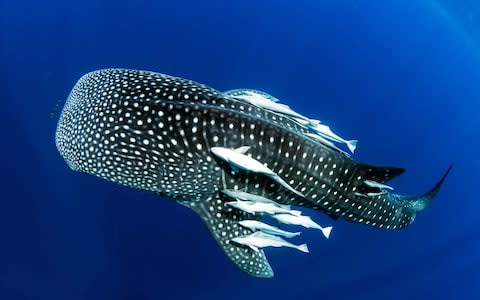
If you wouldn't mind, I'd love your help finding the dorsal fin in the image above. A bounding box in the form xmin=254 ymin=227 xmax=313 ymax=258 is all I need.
xmin=188 ymin=192 xmax=274 ymax=278
xmin=356 ymin=163 xmax=406 ymax=183
xmin=352 ymin=163 xmax=405 ymax=196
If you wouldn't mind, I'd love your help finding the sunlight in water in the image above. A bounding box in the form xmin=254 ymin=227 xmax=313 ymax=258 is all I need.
xmin=428 ymin=0 xmax=480 ymax=51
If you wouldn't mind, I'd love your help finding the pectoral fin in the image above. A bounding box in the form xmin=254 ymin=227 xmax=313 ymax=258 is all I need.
xmin=189 ymin=192 xmax=274 ymax=278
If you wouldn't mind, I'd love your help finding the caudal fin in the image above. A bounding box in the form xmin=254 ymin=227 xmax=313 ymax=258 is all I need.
xmin=297 ymin=244 xmax=309 ymax=253
xmin=406 ymin=165 xmax=453 ymax=213
xmin=321 ymin=226 xmax=333 ymax=239
xmin=347 ymin=140 xmax=358 ymax=153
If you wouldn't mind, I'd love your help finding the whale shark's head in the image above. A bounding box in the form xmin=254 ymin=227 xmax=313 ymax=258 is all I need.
xmin=55 ymin=70 xmax=136 ymax=175
xmin=55 ymin=83 xmax=85 ymax=172
xmin=55 ymin=69 xmax=221 ymax=196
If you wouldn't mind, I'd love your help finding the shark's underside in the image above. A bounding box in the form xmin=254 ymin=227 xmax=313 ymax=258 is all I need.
xmin=55 ymin=69 xmax=451 ymax=277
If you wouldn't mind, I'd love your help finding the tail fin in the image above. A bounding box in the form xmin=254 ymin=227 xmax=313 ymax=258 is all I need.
xmin=347 ymin=140 xmax=358 ymax=153
xmin=321 ymin=226 xmax=333 ymax=239
xmin=405 ymin=165 xmax=453 ymax=213
xmin=297 ymin=244 xmax=309 ymax=253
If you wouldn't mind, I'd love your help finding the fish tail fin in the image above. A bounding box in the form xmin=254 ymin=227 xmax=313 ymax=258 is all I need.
xmin=403 ymin=165 xmax=453 ymax=213
xmin=315 ymin=163 xmax=451 ymax=231
xmin=347 ymin=140 xmax=358 ymax=153
xmin=297 ymin=244 xmax=309 ymax=253
xmin=321 ymin=226 xmax=333 ymax=239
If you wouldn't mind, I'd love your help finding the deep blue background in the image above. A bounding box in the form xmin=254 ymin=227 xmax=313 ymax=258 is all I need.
xmin=1 ymin=0 xmax=479 ymax=299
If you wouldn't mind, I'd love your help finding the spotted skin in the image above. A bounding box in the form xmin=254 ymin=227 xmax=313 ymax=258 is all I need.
xmin=56 ymin=69 xmax=450 ymax=277
xmin=191 ymin=193 xmax=273 ymax=277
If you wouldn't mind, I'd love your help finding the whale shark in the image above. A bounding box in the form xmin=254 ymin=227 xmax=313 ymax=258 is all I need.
xmin=55 ymin=69 xmax=451 ymax=278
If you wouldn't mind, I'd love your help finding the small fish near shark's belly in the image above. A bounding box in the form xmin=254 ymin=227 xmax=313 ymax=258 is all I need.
xmin=55 ymin=69 xmax=451 ymax=278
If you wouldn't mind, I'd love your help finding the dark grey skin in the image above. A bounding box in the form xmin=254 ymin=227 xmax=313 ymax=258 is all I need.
xmin=56 ymin=69 xmax=451 ymax=277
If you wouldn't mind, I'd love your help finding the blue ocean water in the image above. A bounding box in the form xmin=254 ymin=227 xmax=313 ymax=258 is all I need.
xmin=1 ymin=0 xmax=479 ymax=299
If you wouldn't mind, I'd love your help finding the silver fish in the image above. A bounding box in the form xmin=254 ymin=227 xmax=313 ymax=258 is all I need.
xmin=211 ymin=146 xmax=304 ymax=197
xmin=55 ymin=69 xmax=452 ymax=278
xmin=222 ymin=189 xmax=291 ymax=210
xmin=231 ymin=232 xmax=309 ymax=253
xmin=224 ymin=89 xmax=309 ymax=121
xmin=271 ymin=214 xmax=333 ymax=239
xmin=226 ymin=200 xmax=302 ymax=216
xmin=238 ymin=220 xmax=301 ymax=238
